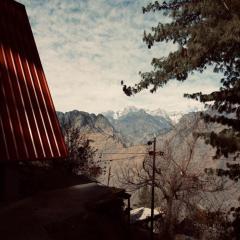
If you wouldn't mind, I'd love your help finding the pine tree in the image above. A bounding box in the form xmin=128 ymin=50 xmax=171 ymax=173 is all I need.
xmin=123 ymin=0 xmax=240 ymax=178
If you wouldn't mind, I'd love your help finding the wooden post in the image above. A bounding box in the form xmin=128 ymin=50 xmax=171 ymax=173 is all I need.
xmin=150 ymin=137 xmax=156 ymax=240
xmin=107 ymin=164 xmax=112 ymax=186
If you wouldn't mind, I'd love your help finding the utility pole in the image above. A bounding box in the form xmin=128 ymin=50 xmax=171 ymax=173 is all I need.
xmin=107 ymin=164 xmax=112 ymax=186
xmin=149 ymin=137 xmax=156 ymax=240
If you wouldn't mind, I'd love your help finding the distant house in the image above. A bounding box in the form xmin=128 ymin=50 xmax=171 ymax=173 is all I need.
xmin=0 ymin=0 xmax=67 ymax=200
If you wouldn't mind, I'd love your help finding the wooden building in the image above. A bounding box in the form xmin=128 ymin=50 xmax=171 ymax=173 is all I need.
xmin=0 ymin=0 xmax=67 ymax=200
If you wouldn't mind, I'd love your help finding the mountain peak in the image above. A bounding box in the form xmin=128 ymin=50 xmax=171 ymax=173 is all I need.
xmin=121 ymin=106 xmax=139 ymax=113
xmin=103 ymin=106 xmax=184 ymax=124
xmin=102 ymin=107 xmax=173 ymax=145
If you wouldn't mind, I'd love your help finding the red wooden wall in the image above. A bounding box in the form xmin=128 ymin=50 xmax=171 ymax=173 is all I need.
xmin=0 ymin=0 xmax=68 ymax=161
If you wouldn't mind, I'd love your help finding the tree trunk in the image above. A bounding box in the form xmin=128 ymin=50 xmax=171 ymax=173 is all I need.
xmin=161 ymin=198 xmax=175 ymax=240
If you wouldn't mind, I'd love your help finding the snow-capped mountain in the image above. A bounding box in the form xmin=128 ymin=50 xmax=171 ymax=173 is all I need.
xmin=102 ymin=107 xmax=173 ymax=145
xmin=57 ymin=107 xmax=190 ymax=146
xmin=167 ymin=112 xmax=185 ymax=124
xmin=103 ymin=106 xmax=184 ymax=124
xmin=103 ymin=106 xmax=140 ymax=120
xmin=146 ymin=108 xmax=184 ymax=124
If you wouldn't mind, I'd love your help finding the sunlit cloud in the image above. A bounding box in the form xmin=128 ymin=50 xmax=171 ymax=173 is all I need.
xmin=18 ymin=0 xmax=221 ymax=114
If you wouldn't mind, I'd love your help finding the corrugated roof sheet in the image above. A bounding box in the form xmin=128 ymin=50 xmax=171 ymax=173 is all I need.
xmin=0 ymin=0 xmax=68 ymax=161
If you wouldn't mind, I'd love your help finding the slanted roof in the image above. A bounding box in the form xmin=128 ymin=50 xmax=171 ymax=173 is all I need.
xmin=0 ymin=0 xmax=67 ymax=161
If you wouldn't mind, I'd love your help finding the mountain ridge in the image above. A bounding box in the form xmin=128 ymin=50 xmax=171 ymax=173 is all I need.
xmin=57 ymin=107 xmax=175 ymax=146
xmin=102 ymin=106 xmax=184 ymax=124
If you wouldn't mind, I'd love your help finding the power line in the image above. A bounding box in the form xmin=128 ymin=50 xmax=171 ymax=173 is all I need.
xmin=100 ymin=152 xmax=148 ymax=155
xmin=97 ymin=156 xmax=136 ymax=162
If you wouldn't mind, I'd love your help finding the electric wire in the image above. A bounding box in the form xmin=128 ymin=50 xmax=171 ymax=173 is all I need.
xmin=98 ymin=156 xmax=137 ymax=162
xmin=100 ymin=152 xmax=148 ymax=155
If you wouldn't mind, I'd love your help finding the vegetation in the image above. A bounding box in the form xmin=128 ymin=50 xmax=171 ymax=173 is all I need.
xmin=121 ymin=1 xmax=240 ymax=238
xmin=60 ymin=123 xmax=102 ymax=178
xmin=15 ymin=124 xmax=101 ymax=199
xmin=122 ymin=0 xmax=240 ymax=169
xmin=120 ymin=116 xmax=226 ymax=239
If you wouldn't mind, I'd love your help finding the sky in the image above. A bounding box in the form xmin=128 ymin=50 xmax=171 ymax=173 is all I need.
xmin=18 ymin=0 xmax=221 ymax=114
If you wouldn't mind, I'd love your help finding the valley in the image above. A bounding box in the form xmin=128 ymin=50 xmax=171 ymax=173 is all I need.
xmin=57 ymin=107 xmax=238 ymax=209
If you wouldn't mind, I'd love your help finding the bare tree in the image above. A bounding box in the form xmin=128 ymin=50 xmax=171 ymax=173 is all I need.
xmin=59 ymin=123 xmax=102 ymax=178
xmin=120 ymin=114 xmax=227 ymax=239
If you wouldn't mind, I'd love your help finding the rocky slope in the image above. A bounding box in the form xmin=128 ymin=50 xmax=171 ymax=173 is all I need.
xmin=57 ymin=110 xmax=146 ymax=190
xmin=57 ymin=109 xmax=126 ymax=155
xmin=154 ymin=112 xmax=239 ymax=210
xmin=57 ymin=110 xmax=117 ymax=137
xmin=105 ymin=111 xmax=238 ymax=209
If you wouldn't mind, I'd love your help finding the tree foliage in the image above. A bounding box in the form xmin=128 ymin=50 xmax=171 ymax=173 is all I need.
xmin=123 ymin=0 xmax=240 ymax=172
xmin=60 ymin=123 xmax=102 ymax=178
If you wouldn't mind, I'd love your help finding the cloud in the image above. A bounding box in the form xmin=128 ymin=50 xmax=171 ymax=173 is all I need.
xmin=18 ymin=0 xmax=221 ymax=114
